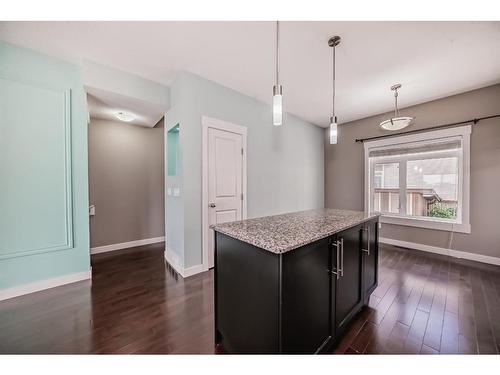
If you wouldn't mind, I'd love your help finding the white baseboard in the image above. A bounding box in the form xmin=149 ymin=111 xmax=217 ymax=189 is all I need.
xmin=164 ymin=248 xmax=184 ymax=275
xmin=184 ymin=264 xmax=204 ymax=278
xmin=164 ymin=249 xmax=204 ymax=278
xmin=91 ymin=236 xmax=165 ymax=255
xmin=0 ymin=269 xmax=92 ymax=302
xmin=380 ymin=237 xmax=500 ymax=266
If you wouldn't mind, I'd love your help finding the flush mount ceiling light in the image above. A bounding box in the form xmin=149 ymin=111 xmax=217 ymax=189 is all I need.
xmin=379 ymin=84 xmax=413 ymax=131
xmin=272 ymin=21 xmax=283 ymax=126
xmin=328 ymin=36 xmax=341 ymax=144
xmin=114 ymin=111 xmax=136 ymax=122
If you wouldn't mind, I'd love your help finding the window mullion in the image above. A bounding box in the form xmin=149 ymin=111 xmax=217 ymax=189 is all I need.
xmin=399 ymin=160 xmax=407 ymax=215
xmin=368 ymin=159 xmax=374 ymax=213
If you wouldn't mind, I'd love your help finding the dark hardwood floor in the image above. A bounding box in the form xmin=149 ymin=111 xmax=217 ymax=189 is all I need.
xmin=0 ymin=242 xmax=499 ymax=354
xmin=334 ymin=244 xmax=500 ymax=354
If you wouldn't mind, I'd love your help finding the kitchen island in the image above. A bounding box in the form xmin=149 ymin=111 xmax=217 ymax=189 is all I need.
xmin=212 ymin=208 xmax=379 ymax=354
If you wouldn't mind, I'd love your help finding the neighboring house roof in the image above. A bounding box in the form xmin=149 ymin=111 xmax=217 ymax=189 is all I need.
xmin=374 ymin=187 xmax=442 ymax=202
xmin=376 ymin=157 xmax=458 ymax=200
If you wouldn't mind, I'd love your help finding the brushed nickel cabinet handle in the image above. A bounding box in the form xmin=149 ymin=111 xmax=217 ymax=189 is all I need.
xmin=367 ymin=227 xmax=370 ymax=256
xmin=327 ymin=269 xmax=338 ymax=276
xmin=362 ymin=227 xmax=370 ymax=256
xmin=332 ymin=240 xmax=341 ymax=280
xmin=340 ymin=238 xmax=344 ymax=277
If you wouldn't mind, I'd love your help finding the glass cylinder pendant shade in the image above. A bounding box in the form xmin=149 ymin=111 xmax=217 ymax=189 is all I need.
xmin=273 ymin=85 xmax=283 ymax=126
xmin=330 ymin=116 xmax=338 ymax=144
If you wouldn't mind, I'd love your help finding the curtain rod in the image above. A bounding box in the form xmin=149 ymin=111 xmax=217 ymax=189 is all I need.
xmin=354 ymin=114 xmax=500 ymax=143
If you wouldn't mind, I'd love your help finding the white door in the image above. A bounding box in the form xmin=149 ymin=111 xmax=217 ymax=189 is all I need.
xmin=207 ymin=127 xmax=244 ymax=268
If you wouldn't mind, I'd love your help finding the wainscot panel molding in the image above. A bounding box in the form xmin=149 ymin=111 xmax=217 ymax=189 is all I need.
xmin=0 ymin=78 xmax=73 ymax=260
xmin=0 ymin=41 xmax=90 ymax=291
xmin=0 ymin=269 xmax=91 ymax=301
xmin=90 ymin=236 xmax=165 ymax=254
xmin=379 ymin=237 xmax=500 ymax=266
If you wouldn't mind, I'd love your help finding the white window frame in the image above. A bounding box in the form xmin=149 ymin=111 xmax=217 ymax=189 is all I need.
xmin=364 ymin=125 xmax=471 ymax=234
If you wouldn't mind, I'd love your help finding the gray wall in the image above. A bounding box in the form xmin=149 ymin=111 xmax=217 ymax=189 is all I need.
xmin=166 ymin=72 xmax=324 ymax=268
xmin=324 ymin=84 xmax=500 ymax=258
xmin=89 ymin=118 xmax=165 ymax=248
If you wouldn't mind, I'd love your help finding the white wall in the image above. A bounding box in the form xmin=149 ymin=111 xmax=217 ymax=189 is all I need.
xmin=165 ymin=72 xmax=324 ymax=269
xmin=82 ymin=60 xmax=171 ymax=108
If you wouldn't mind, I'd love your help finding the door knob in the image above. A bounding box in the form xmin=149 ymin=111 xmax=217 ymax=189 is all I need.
xmin=210 ymin=203 xmax=216 ymax=208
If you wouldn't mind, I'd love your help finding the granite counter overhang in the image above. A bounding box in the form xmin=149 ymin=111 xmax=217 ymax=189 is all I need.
xmin=211 ymin=208 xmax=380 ymax=254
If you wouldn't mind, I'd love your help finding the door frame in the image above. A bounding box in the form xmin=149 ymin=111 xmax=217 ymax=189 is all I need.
xmin=201 ymin=115 xmax=247 ymax=271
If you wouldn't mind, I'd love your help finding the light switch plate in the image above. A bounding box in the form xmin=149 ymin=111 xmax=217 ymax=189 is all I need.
xmin=89 ymin=205 xmax=95 ymax=216
xmin=173 ymin=187 xmax=180 ymax=197
xmin=167 ymin=188 xmax=172 ymax=196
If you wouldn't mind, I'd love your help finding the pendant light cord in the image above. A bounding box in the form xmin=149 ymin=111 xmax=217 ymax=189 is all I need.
xmin=276 ymin=20 xmax=279 ymax=86
xmin=332 ymin=45 xmax=336 ymax=118
xmin=394 ymin=87 xmax=399 ymax=117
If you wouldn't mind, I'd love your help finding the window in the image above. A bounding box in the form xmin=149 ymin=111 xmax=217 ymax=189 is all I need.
xmin=372 ymin=162 xmax=399 ymax=214
xmin=364 ymin=125 xmax=471 ymax=233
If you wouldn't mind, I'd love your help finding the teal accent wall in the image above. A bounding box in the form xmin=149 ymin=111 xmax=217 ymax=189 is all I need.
xmin=165 ymin=72 xmax=324 ymax=269
xmin=167 ymin=124 xmax=180 ymax=176
xmin=0 ymin=41 xmax=90 ymax=289
xmin=165 ymin=79 xmax=185 ymax=268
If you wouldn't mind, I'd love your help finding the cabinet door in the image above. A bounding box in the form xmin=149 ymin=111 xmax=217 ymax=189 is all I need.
xmin=362 ymin=219 xmax=379 ymax=303
xmin=334 ymin=225 xmax=363 ymax=333
xmin=282 ymin=238 xmax=331 ymax=353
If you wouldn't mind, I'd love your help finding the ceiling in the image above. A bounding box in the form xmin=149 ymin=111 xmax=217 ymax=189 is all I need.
xmin=86 ymin=87 xmax=165 ymax=127
xmin=1 ymin=21 xmax=499 ymax=127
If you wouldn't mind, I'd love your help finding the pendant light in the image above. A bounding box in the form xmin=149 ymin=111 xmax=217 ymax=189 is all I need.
xmin=272 ymin=21 xmax=283 ymax=126
xmin=379 ymin=84 xmax=413 ymax=131
xmin=328 ymin=36 xmax=341 ymax=144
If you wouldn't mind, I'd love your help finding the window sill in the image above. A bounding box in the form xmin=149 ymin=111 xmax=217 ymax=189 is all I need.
xmin=379 ymin=214 xmax=471 ymax=234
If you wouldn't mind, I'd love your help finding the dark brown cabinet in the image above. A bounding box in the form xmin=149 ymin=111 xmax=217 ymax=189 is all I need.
xmin=362 ymin=220 xmax=379 ymax=304
xmin=282 ymin=238 xmax=331 ymax=353
xmin=332 ymin=224 xmax=363 ymax=335
xmin=215 ymin=217 xmax=379 ymax=354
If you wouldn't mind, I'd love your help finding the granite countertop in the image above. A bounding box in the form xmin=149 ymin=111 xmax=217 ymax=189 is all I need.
xmin=211 ymin=208 xmax=379 ymax=254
